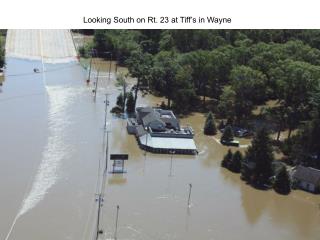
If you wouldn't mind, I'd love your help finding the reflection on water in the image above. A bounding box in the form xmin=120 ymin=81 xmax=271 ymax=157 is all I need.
xmin=108 ymin=175 xmax=127 ymax=185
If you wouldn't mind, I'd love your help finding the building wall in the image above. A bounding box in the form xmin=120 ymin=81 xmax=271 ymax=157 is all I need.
xmin=299 ymin=181 xmax=316 ymax=192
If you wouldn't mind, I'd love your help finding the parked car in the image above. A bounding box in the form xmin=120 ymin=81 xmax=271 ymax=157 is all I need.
xmin=220 ymin=126 xmax=251 ymax=138
xmin=221 ymin=139 xmax=240 ymax=147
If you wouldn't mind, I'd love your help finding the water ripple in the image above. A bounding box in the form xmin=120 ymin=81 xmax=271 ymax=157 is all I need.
xmin=19 ymin=86 xmax=74 ymax=216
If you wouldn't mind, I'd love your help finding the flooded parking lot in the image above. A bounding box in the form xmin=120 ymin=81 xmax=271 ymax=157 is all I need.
xmin=0 ymin=30 xmax=320 ymax=240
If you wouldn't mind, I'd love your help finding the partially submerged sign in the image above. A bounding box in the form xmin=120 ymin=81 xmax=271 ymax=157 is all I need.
xmin=110 ymin=154 xmax=128 ymax=173
xmin=110 ymin=154 xmax=129 ymax=160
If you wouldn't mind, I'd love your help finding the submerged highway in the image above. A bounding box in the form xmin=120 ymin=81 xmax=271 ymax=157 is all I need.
xmin=1 ymin=30 xmax=106 ymax=240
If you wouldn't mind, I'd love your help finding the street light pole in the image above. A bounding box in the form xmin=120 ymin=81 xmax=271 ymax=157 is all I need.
xmin=95 ymin=193 xmax=103 ymax=240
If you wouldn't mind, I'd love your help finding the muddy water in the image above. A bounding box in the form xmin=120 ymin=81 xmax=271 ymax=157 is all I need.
xmin=0 ymin=57 xmax=319 ymax=240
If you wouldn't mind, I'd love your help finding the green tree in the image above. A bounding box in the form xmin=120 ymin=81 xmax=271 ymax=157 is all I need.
xmin=217 ymin=86 xmax=236 ymax=119
xmin=221 ymin=125 xmax=234 ymax=142
xmin=221 ymin=149 xmax=233 ymax=168
xmin=289 ymin=109 xmax=320 ymax=168
xmin=180 ymin=50 xmax=213 ymax=107
xmin=273 ymin=167 xmax=291 ymax=194
xmin=230 ymin=66 xmax=267 ymax=122
xmin=230 ymin=151 xmax=243 ymax=173
xmin=93 ymin=30 xmax=109 ymax=55
xmin=241 ymin=160 xmax=252 ymax=182
xmin=0 ymin=35 xmax=5 ymax=68
xmin=244 ymin=127 xmax=274 ymax=186
xmin=265 ymin=106 xmax=287 ymax=141
xmin=126 ymin=92 xmax=135 ymax=114
xmin=218 ymin=120 xmax=225 ymax=130
xmin=116 ymin=93 xmax=124 ymax=111
xmin=116 ymin=72 xmax=128 ymax=113
xmin=204 ymin=112 xmax=217 ymax=135
xmin=110 ymin=30 xmax=141 ymax=64
xmin=273 ymin=60 xmax=320 ymax=137
xmin=159 ymin=30 xmax=175 ymax=51
xmin=171 ymin=65 xmax=197 ymax=113
xmin=126 ymin=50 xmax=153 ymax=108
xmin=151 ymin=51 xmax=180 ymax=108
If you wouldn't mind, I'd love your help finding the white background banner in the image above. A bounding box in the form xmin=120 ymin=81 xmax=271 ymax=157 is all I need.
xmin=0 ymin=0 xmax=319 ymax=29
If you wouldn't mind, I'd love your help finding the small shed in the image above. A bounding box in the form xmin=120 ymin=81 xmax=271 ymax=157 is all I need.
xmin=292 ymin=166 xmax=320 ymax=193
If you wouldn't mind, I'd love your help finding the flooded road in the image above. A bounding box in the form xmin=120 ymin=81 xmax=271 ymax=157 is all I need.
xmin=0 ymin=57 xmax=107 ymax=240
xmin=0 ymin=30 xmax=320 ymax=240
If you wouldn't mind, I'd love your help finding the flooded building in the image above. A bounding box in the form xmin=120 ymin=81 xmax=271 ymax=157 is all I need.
xmin=127 ymin=107 xmax=197 ymax=154
xmin=292 ymin=166 xmax=320 ymax=193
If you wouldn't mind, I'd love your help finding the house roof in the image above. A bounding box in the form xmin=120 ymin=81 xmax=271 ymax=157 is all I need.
xmin=142 ymin=111 xmax=162 ymax=126
xmin=149 ymin=119 xmax=166 ymax=131
xmin=160 ymin=116 xmax=179 ymax=130
xmin=292 ymin=166 xmax=320 ymax=185
xmin=136 ymin=107 xmax=154 ymax=123
xmin=157 ymin=109 xmax=180 ymax=130
xmin=136 ymin=107 xmax=180 ymax=130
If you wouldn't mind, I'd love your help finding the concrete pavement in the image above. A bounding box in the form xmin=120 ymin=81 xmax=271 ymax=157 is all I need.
xmin=5 ymin=29 xmax=77 ymax=63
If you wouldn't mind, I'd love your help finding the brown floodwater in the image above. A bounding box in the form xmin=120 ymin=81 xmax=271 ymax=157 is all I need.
xmin=0 ymin=57 xmax=319 ymax=240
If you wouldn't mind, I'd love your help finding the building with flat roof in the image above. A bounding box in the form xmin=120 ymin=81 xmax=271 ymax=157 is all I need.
xmin=127 ymin=106 xmax=197 ymax=155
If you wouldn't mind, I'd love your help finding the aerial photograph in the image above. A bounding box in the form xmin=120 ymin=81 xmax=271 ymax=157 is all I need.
xmin=0 ymin=29 xmax=319 ymax=240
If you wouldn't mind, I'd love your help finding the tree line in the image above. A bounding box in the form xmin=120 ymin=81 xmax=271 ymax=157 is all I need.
xmin=221 ymin=127 xmax=291 ymax=195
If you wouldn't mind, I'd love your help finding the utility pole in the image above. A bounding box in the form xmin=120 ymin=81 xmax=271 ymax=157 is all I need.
xmin=105 ymin=130 xmax=109 ymax=172
xmin=104 ymin=94 xmax=110 ymax=130
xmin=114 ymin=205 xmax=120 ymax=240
xmin=108 ymin=53 xmax=112 ymax=83
xmin=88 ymin=49 xmax=95 ymax=83
xmin=95 ymin=193 xmax=104 ymax=240
xmin=187 ymin=183 xmax=192 ymax=207
xmin=93 ymin=69 xmax=100 ymax=102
